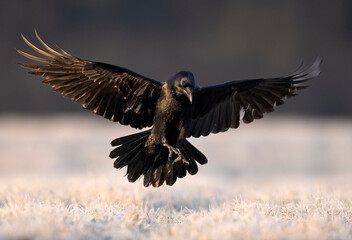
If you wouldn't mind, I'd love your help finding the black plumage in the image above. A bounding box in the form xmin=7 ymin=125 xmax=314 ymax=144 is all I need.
xmin=18 ymin=31 xmax=322 ymax=187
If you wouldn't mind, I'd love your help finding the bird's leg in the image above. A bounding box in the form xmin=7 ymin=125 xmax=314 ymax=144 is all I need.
xmin=162 ymin=143 xmax=189 ymax=165
xmin=162 ymin=143 xmax=179 ymax=160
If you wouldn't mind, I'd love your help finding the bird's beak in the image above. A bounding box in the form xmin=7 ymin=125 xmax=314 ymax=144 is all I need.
xmin=184 ymin=87 xmax=193 ymax=104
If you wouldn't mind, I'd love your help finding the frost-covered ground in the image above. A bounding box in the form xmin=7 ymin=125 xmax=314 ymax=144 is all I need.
xmin=0 ymin=115 xmax=352 ymax=240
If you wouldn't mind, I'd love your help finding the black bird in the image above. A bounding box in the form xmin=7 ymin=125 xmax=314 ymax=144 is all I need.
xmin=17 ymin=31 xmax=321 ymax=187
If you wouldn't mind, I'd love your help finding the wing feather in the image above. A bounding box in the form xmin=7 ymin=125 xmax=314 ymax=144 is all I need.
xmin=187 ymin=58 xmax=322 ymax=137
xmin=18 ymin=32 xmax=162 ymax=129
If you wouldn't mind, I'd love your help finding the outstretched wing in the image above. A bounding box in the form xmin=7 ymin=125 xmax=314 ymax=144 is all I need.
xmin=187 ymin=58 xmax=322 ymax=137
xmin=17 ymin=31 xmax=163 ymax=129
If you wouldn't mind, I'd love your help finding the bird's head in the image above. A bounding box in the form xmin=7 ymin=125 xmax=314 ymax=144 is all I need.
xmin=167 ymin=71 xmax=195 ymax=104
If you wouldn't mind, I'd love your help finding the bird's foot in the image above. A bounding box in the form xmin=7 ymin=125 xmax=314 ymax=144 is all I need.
xmin=162 ymin=144 xmax=189 ymax=165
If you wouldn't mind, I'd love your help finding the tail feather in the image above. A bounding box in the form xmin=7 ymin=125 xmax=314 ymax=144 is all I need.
xmin=113 ymin=149 xmax=136 ymax=168
xmin=151 ymin=165 xmax=164 ymax=187
xmin=111 ymin=130 xmax=151 ymax=146
xmin=111 ymin=130 xmax=150 ymax=168
xmin=109 ymin=134 xmax=148 ymax=158
xmin=174 ymin=160 xmax=187 ymax=178
xmin=183 ymin=139 xmax=208 ymax=165
xmin=143 ymin=168 xmax=153 ymax=187
xmin=163 ymin=160 xmax=175 ymax=186
xmin=180 ymin=148 xmax=198 ymax=175
xmin=126 ymin=152 xmax=144 ymax=182
xmin=110 ymin=130 xmax=208 ymax=187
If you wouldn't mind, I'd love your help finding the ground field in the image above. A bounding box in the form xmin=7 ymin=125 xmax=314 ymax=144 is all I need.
xmin=0 ymin=115 xmax=351 ymax=240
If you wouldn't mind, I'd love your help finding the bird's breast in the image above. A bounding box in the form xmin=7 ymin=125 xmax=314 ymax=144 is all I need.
xmin=151 ymin=90 xmax=193 ymax=146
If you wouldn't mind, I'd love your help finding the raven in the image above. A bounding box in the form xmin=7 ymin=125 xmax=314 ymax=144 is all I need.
xmin=17 ymin=31 xmax=321 ymax=187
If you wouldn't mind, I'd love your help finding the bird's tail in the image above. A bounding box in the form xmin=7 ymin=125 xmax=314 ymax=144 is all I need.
xmin=110 ymin=130 xmax=208 ymax=187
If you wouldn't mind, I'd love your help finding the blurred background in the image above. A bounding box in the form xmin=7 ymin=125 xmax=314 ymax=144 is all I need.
xmin=1 ymin=0 xmax=352 ymax=116
xmin=0 ymin=1 xmax=351 ymax=177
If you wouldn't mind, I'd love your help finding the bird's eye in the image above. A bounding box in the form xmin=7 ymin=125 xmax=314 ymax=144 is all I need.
xmin=181 ymin=79 xmax=192 ymax=88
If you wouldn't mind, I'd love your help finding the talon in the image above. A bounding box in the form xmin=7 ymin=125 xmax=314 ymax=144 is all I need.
xmin=182 ymin=158 xmax=190 ymax=165
xmin=174 ymin=154 xmax=182 ymax=162
xmin=162 ymin=143 xmax=186 ymax=163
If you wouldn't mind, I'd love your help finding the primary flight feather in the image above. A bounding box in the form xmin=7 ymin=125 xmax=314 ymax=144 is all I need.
xmin=17 ymin=31 xmax=321 ymax=187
